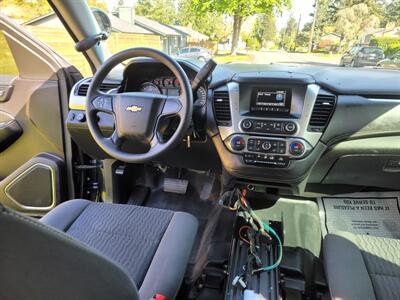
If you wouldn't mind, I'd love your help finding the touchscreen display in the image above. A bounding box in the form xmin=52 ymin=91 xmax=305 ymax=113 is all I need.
xmin=250 ymin=88 xmax=292 ymax=115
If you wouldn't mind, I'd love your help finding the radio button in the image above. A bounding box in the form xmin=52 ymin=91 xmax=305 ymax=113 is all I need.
xmin=241 ymin=120 xmax=253 ymax=130
xmin=261 ymin=141 xmax=272 ymax=151
xmin=285 ymin=122 xmax=297 ymax=133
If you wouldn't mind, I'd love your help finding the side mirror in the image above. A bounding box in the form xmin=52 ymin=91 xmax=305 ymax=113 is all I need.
xmin=92 ymin=8 xmax=112 ymax=36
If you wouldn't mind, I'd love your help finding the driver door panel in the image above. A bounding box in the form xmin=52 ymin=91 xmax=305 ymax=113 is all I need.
xmin=0 ymin=16 xmax=73 ymax=215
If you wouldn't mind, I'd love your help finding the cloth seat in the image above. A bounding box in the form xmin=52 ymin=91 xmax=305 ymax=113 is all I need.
xmin=324 ymin=231 xmax=400 ymax=300
xmin=0 ymin=199 xmax=198 ymax=300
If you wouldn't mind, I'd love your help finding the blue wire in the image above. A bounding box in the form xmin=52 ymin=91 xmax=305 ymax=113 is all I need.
xmin=253 ymin=222 xmax=283 ymax=272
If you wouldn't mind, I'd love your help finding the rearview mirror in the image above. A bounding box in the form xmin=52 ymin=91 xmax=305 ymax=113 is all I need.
xmin=92 ymin=8 xmax=112 ymax=36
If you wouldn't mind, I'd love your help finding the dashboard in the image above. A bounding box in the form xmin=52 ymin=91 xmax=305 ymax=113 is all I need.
xmin=66 ymin=58 xmax=400 ymax=196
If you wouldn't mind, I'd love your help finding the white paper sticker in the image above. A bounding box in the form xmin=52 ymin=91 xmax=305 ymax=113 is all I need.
xmin=322 ymin=197 xmax=400 ymax=238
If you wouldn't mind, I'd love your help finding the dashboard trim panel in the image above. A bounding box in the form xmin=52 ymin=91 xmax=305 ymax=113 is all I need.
xmin=217 ymin=83 xmax=323 ymax=147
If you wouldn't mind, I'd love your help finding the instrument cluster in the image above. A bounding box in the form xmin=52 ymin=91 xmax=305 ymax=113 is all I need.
xmin=139 ymin=76 xmax=207 ymax=104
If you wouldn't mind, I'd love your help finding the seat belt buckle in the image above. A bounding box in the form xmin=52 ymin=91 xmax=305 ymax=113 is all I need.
xmin=152 ymin=294 xmax=166 ymax=300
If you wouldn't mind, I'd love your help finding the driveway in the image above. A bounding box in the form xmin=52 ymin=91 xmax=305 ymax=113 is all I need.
xmin=250 ymin=50 xmax=341 ymax=66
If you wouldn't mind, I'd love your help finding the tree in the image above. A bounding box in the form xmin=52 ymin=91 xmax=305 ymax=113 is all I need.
xmin=334 ymin=3 xmax=380 ymax=49
xmin=312 ymin=0 xmax=336 ymax=48
xmin=176 ymin=0 xmax=230 ymax=52
xmin=384 ymin=0 xmax=400 ymax=26
xmin=135 ymin=0 xmax=177 ymax=24
xmin=280 ymin=16 xmax=297 ymax=51
xmin=253 ymin=14 xmax=277 ymax=48
xmin=190 ymin=0 xmax=291 ymax=55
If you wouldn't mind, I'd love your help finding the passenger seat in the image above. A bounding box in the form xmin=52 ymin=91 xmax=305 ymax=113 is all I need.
xmin=324 ymin=231 xmax=400 ymax=300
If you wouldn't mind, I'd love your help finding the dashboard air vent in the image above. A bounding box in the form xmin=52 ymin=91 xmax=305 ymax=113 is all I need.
xmin=308 ymin=93 xmax=336 ymax=132
xmin=213 ymin=90 xmax=231 ymax=126
xmin=76 ymin=82 xmax=120 ymax=96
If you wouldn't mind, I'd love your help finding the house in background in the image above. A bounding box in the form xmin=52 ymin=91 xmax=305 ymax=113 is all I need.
xmin=317 ymin=33 xmax=342 ymax=52
xmin=360 ymin=26 xmax=400 ymax=44
xmin=132 ymin=16 xmax=184 ymax=54
xmin=114 ymin=7 xmax=209 ymax=54
xmin=24 ymin=6 xmax=210 ymax=64
xmin=24 ymin=11 xmax=162 ymax=50
xmin=168 ymin=25 xmax=209 ymax=46
xmin=23 ymin=11 xmax=163 ymax=75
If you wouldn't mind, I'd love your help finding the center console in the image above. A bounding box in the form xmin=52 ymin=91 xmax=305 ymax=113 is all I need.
xmin=215 ymin=80 xmax=325 ymax=171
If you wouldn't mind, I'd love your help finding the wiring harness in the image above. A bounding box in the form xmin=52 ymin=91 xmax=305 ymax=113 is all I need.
xmin=236 ymin=188 xmax=283 ymax=275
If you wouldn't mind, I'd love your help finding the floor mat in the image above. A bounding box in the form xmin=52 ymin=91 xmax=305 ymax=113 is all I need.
xmin=255 ymin=198 xmax=322 ymax=257
xmin=140 ymin=169 xmax=236 ymax=290
xmin=318 ymin=192 xmax=400 ymax=238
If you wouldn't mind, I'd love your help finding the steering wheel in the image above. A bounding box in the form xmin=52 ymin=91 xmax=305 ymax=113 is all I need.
xmin=86 ymin=48 xmax=193 ymax=163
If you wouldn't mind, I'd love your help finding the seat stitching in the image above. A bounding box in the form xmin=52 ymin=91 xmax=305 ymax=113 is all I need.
xmin=138 ymin=213 xmax=176 ymax=290
xmin=369 ymin=273 xmax=400 ymax=278
xmin=63 ymin=201 xmax=92 ymax=232
xmin=357 ymin=241 xmax=384 ymax=300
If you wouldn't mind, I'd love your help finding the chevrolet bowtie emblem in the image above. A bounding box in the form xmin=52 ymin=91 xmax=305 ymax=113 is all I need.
xmin=126 ymin=105 xmax=143 ymax=112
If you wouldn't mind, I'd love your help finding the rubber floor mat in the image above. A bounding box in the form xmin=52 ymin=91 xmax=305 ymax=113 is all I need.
xmin=318 ymin=192 xmax=400 ymax=238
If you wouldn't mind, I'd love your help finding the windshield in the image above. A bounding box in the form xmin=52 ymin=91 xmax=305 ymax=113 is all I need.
xmin=2 ymin=0 xmax=400 ymax=73
xmin=101 ymin=0 xmax=400 ymax=70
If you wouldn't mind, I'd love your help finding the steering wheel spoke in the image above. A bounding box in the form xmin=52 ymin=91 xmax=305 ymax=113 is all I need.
xmin=90 ymin=93 xmax=114 ymax=114
xmin=160 ymin=95 xmax=183 ymax=118
xmin=109 ymin=130 xmax=123 ymax=148
xmin=102 ymin=130 xmax=123 ymax=151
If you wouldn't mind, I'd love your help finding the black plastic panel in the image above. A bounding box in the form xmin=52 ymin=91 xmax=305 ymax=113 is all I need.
xmin=322 ymin=154 xmax=400 ymax=189
xmin=321 ymin=95 xmax=400 ymax=145
xmin=0 ymin=117 xmax=22 ymax=152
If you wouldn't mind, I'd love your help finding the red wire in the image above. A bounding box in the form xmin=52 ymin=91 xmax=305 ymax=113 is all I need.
xmin=239 ymin=225 xmax=251 ymax=245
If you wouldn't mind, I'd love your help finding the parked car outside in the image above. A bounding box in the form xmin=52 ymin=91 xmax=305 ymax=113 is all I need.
xmin=340 ymin=46 xmax=384 ymax=67
xmin=377 ymin=50 xmax=400 ymax=70
xmin=176 ymin=46 xmax=212 ymax=61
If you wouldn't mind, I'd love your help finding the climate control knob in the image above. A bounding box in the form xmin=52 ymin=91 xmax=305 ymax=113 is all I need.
xmin=241 ymin=119 xmax=253 ymax=130
xmin=289 ymin=141 xmax=305 ymax=156
xmin=261 ymin=141 xmax=272 ymax=151
xmin=230 ymin=136 xmax=246 ymax=151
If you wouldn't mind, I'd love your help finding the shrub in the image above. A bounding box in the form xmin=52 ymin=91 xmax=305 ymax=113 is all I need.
xmin=370 ymin=36 xmax=400 ymax=57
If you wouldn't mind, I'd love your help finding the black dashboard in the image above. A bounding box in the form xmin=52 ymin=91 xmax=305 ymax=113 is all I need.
xmin=66 ymin=59 xmax=400 ymax=196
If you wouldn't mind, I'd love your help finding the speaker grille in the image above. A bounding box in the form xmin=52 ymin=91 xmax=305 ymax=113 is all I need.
xmin=5 ymin=164 xmax=54 ymax=208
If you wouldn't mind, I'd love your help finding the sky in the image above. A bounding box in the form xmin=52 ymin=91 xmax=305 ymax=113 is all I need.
xmin=276 ymin=0 xmax=316 ymax=31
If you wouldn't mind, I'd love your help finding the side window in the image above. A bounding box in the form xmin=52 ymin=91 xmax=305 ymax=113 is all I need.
xmin=0 ymin=31 xmax=19 ymax=84
xmin=190 ymin=48 xmax=200 ymax=53
xmin=180 ymin=48 xmax=189 ymax=54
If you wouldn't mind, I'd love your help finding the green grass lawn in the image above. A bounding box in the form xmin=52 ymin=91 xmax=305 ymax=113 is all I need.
xmin=313 ymin=52 xmax=342 ymax=59
xmin=214 ymin=53 xmax=254 ymax=64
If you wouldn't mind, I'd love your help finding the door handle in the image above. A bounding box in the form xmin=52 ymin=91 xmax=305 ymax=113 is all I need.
xmin=0 ymin=118 xmax=22 ymax=152
xmin=0 ymin=85 xmax=13 ymax=102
